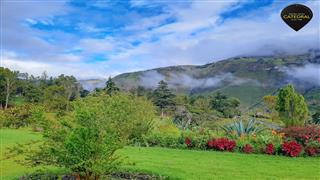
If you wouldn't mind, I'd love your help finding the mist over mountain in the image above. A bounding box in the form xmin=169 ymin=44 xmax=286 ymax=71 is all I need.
xmin=80 ymin=50 xmax=320 ymax=109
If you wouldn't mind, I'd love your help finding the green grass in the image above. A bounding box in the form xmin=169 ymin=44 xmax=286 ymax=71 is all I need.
xmin=120 ymin=147 xmax=320 ymax=180
xmin=1 ymin=129 xmax=65 ymax=180
xmin=0 ymin=128 xmax=43 ymax=180
xmin=1 ymin=129 xmax=320 ymax=180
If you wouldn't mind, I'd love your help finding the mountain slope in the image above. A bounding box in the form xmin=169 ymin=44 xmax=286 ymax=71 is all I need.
xmin=111 ymin=51 xmax=320 ymax=109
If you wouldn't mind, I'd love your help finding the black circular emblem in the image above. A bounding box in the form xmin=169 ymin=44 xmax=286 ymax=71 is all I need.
xmin=281 ymin=4 xmax=313 ymax=31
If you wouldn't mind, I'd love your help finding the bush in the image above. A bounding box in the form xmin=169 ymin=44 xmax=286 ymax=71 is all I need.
xmin=242 ymin=144 xmax=254 ymax=154
xmin=304 ymin=140 xmax=320 ymax=156
xmin=305 ymin=146 xmax=318 ymax=156
xmin=0 ymin=104 xmax=33 ymax=128
xmin=265 ymin=143 xmax=276 ymax=155
xmin=185 ymin=137 xmax=192 ymax=147
xmin=282 ymin=141 xmax=303 ymax=157
xmin=208 ymin=138 xmax=236 ymax=152
xmin=279 ymin=126 xmax=320 ymax=146
xmin=221 ymin=119 xmax=265 ymax=137
xmin=23 ymin=93 xmax=156 ymax=179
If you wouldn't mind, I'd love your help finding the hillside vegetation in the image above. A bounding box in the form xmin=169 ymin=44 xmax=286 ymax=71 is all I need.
xmin=112 ymin=52 xmax=320 ymax=109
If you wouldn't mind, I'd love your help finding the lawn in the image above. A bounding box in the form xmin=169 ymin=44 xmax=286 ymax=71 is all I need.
xmin=1 ymin=129 xmax=320 ymax=180
xmin=120 ymin=147 xmax=320 ymax=180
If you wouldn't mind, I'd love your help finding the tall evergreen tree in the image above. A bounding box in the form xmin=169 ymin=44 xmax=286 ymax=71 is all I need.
xmin=276 ymin=84 xmax=308 ymax=127
xmin=104 ymin=77 xmax=119 ymax=95
xmin=152 ymin=80 xmax=175 ymax=117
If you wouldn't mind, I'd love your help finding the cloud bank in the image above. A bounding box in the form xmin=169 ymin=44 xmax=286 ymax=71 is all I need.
xmin=1 ymin=0 xmax=319 ymax=79
xmin=284 ymin=64 xmax=320 ymax=86
xmin=139 ymin=71 xmax=258 ymax=89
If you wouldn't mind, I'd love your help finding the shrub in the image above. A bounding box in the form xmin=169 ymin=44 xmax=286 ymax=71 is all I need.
xmin=221 ymin=119 xmax=265 ymax=137
xmin=265 ymin=143 xmax=275 ymax=155
xmin=304 ymin=140 xmax=320 ymax=156
xmin=282 ymin=141 xmax=302 ymax=157
xmin=208 ymin=138 xmax=236 ymax=152
xmin=23 ymin=93 xmax=156 ymax=179
xmin=279 ymin=126 xmax=320 ymax=146
xmin=305 ymin=147 xmax=318 ymax=156
xmin=242 ymin=144 xmax=254 ymax=154
xmin=0 ymin=104 xmax=33 ymax=128
xmin=185 ymin=137 xmax=192 ymax=147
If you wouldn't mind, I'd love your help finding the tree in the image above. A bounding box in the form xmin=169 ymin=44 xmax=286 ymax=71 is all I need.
xmin=104 ymin=77 xmax=119 ymax=95
xmin=0 ymin=68 xmax=18 ymax=109
xmin=210 ymin=92 xmax=240 ymax=118
xmin=263 ymin=95 xmax=278 ymax=120
xmin=152 ymin=80 xmax=175 ymax=117
xmin=24 ymin=93 xmax=155 ymax=179
xmin=43 ymin=85 xmax=69 ymax=112
xmin=276 ymin=84 xmax=309 ymax=127
xmin=55 ymin=75 xmax=80 ymax=101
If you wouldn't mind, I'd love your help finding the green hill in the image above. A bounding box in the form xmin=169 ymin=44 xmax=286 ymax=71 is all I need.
xmin=111 ymin=51 xmax=320 ymax=110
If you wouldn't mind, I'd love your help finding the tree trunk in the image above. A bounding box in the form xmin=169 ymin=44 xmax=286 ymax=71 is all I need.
xmin=161 ymin=108 xmax=164 ymax=118
xmin=5 ymin=78 xmax=10 ymax=109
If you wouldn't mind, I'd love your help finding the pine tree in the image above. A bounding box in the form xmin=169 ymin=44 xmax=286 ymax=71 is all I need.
xmin=152 ymin=80 xmax=175 ymax=117
xmin=276 ymin=84 xmax=309 ymax=127
xmin=104 ymin=77 xmax=119 ymax=95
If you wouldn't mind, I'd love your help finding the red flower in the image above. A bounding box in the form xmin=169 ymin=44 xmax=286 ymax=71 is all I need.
xmin=265 ymin=143 xmax=275 ymax=155
xmin=207 ymin=140 xmax=214 ymax=148
xmin=207 ymin=138 xmax=236 ymax=152
xmin=185 ymin=137 xmax=192 ymax=147
xmin=282 ymin=141 xmax=302 ymax=157
xmin=305 ymin=147 xmax=319 ymax=156
xmin=279 ymin=126 xmax=320 ymax=146
xmin=242 ymin=144 xmax=254 ymax=154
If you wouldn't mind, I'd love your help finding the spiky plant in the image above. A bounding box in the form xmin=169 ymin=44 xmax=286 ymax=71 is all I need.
xmin=221 ymin=119 xmax=265 ymax=137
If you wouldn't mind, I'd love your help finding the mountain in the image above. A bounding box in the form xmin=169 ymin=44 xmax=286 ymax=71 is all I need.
xmin=113 ymin=50 xmax=320 ymax=110
xmin=80 ymin=50 xmax=320 ymax=111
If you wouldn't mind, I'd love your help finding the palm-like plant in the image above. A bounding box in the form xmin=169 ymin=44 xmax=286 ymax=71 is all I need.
xmin=221 ymin=119 xmax=265 ymax=137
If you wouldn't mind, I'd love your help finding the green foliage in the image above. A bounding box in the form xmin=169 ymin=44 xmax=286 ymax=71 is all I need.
xmin=0 ymin=67 xmax=18 ymax=109
xmin=276 ymin=84 xmax=309 ymax=127
xmin=24 ymin=93 xmax=155 ymax=178
xmin=311 ymin=112 xmax=320 ymax=124
xmin=44 ymin=85 xmax=69 ymax=113
xmin=210 ymin=92 xmax=241 ymax=118
xmin=152 ymin=80 xmax=176 ymax=116
xmin=104 ymin=77 xmax=120 ymax=95
xmin=221 ymin=119 xmax=265 ymax=137
xmin=0 ymin=104 xmax=34 ymax=128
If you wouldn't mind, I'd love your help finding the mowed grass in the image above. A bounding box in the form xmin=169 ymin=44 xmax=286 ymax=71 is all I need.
xmin=120 ymin=147 xmax=320 ymax=180
xmin=1 ymin=129 xmax=320 ymax=180
xmin=0 ymin=128 xmax=45 ymax=180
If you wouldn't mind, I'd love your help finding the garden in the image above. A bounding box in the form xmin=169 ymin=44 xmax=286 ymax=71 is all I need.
xmin=1 ymin=67 xmax=320 ymax=179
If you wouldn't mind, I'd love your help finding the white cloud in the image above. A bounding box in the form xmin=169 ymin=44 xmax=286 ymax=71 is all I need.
xmin=284 ymin=64 xmax=320 ymax=86
xmin=1 ymin=0 xmax=319 ymax=79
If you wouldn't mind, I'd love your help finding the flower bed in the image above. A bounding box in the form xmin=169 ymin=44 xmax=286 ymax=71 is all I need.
xmin=142 ymin=126 xmax=320 ymax=157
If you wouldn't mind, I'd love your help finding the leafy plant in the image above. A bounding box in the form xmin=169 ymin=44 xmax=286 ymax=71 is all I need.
xmin=207 ymin=138 xmax=236 ymax=152
xmin=265 ymin=143 xmax=275 ymax=155
xmin=282 ymin=141 xmax=302 ymax=157
xmin=312 ymin=112 xmax=320 ymax=124
xmin=242 ymin=144 xmax=254 ymax=154
xmin=279 ymin=126 xmax=320 ymax=146
xmin=221 ymin=119 xmax=265 ymax=137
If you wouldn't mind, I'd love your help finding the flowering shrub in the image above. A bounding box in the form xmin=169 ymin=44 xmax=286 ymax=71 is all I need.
xmin=305 ymin=147 xmax=318 ymax=156
xmin=242 ymin=144 xmax=254 ymax=154
xmin=279 ymin=126 xmax=320 ymax=146
xmin=185 ymin=137 xmax=192 ymax=147
xmin=282 ymin=141 xmax=302 ymax=157
xmin=265 ymin=143 xmax=275 ymax=155
xmin=208 ymin=138 xmax=236 ymax=152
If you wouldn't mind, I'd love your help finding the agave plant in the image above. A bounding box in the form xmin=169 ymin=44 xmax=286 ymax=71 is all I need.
xmin=221 ymin=119 xmax=265 ymax=137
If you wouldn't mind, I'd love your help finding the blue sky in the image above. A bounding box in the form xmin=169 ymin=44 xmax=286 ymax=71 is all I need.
xmin=1 ymin=0 xmax=319 ymax=79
